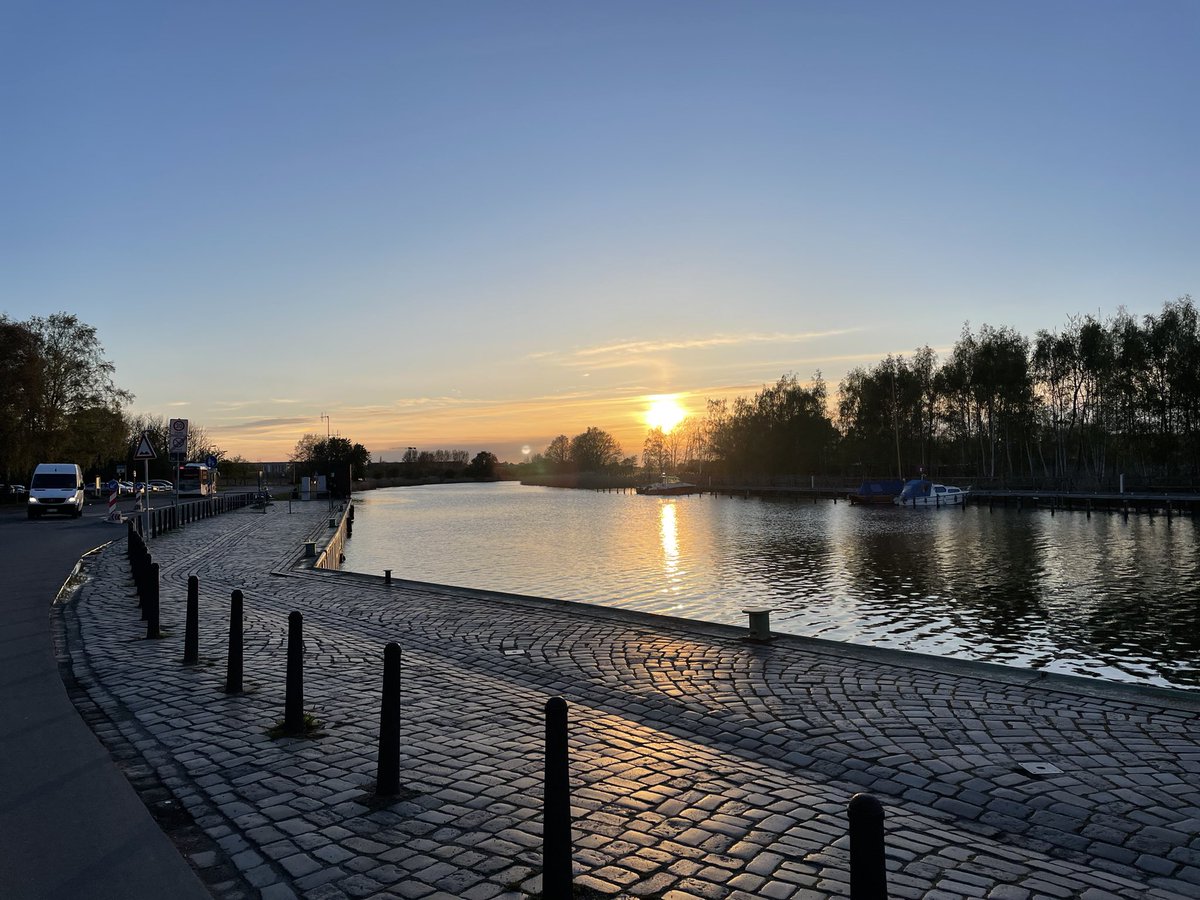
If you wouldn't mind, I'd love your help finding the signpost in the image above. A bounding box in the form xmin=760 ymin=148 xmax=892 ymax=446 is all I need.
xmin=168 ymin=418 xmax=189 ymax=458
xmin=133 ymin=432 xmax=157 ymax=535
xmin=169 ymin=418 xmax=188 ymax=508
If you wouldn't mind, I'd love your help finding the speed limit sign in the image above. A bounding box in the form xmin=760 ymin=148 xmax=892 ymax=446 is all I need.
xmin=169 ymin=418 xmax=188 ymax=457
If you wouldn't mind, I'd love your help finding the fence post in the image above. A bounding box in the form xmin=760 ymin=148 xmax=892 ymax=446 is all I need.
xmin=543 ymin=696 xmax=573 ymax=899
xmin=183 ymin=575 xmax=199 ymax=664
xmin=146 ymin=562 xmax=160 ymax=639
xmin=849 ymin=793 xmax=888 ymax=899
xmin=225 ymin=590 xmax=243 ymax=694
xmin=375 ymin=642 xmax=402 ymax=796
xmin=284 ymin=611 xmax=304 ymax=732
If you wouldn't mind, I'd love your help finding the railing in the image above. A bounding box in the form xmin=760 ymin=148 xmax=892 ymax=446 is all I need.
xmin=135 ymin=492 xmax=259 ymax=539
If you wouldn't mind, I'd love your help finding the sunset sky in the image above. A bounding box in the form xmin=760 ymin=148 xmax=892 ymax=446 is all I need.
xmin=5 ymin=2 xmax=1197 ymax=462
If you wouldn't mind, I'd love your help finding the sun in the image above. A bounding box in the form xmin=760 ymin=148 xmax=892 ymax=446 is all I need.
xmin=643 ymin=395 xmax=688 ymax=433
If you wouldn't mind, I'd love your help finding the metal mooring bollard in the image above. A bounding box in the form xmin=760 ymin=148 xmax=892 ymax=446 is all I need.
xmin=543 ymin=696 xmax=573 ymax=899
xmin=183 ymin=575 xmax=199 ymax=664
xmin=384 ymin=569 xmax=392 ymax=585
xmin=225 ymin=590 xmax=244 ymax=694
xmin=849 ymin=792 xmax=888 ymax=899
xmin=743 ymin=608 xmax=774 ymax=641
xmin=284 ymin=611 xmax=305 ymax=733
xmin=375 ymin=642 xmax=402 ymax=796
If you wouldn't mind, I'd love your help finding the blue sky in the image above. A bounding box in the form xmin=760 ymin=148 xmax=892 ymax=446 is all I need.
xmin=4 ymin=2 xmax=1196 ymax=461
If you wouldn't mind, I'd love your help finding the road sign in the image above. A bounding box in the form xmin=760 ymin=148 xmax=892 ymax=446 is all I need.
xmin=134 ymin=433 xmax=157 ymax=460
xmin=206 ymin=455 xmax=218 ymax=469
xmin=169 ymin=418 xmax=189 ymax=458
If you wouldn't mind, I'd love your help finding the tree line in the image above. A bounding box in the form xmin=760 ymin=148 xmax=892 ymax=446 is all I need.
xmin=834 ymin=297 xmax=1200 ymax=485
xmin=526 ymin=294 xmax=1199 ymax=489
xmin=655 ymin=296 xmax=1199 ymax=487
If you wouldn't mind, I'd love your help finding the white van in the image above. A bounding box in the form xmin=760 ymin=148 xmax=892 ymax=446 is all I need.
xmin=27 ymin=463 xmax=85 ymax=519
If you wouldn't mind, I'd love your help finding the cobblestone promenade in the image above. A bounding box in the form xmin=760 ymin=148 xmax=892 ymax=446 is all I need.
xmin=57 ymin=502 xmax=1200 ymax=899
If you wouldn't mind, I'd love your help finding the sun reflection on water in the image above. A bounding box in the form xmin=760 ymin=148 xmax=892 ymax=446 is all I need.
xmin=660 ymin=501 xmax=680 ymax=591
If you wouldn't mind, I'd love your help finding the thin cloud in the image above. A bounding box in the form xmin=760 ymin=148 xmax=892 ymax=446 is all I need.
xmin=530 ymin=330 xmax=859 ymax=369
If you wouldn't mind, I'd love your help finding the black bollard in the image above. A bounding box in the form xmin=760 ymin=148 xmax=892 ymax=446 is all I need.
xmin=375 ymin=642 xmax=402 ymax=796
xmin=284 ymin=611 xmax=304 ymax=733
xmin=225 ymin=590 xmax=244 ymax=694
xmin=136 ymin=551 xmax=150 ymax=618
xmin=183 ymin=575 xmax=199 ymax=664
xmin=543 ymin=696 xmax=573 ymax=899
xmin=848 ymin=793 xmax=888 ymax=899
xmin=146 ymin=562 xmax=160 ymax=639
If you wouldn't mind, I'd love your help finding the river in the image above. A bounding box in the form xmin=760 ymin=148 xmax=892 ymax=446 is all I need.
xmin=344 ymin=482 xmax=1200 ymax=691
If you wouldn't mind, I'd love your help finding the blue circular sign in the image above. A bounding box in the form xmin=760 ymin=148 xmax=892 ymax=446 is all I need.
xmin=206 ymin=455 xmax=218 ymax=468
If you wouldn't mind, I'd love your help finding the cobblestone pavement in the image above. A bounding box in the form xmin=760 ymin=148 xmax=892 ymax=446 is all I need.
xmin=55 ymin=502 xmax=1200 ymax=899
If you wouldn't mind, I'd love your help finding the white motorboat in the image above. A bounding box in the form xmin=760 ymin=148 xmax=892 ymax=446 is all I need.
xmin=894 ymin=479 xmax=969 ymax=507
xmin=636 ymin=475 xmax=698 ymax=496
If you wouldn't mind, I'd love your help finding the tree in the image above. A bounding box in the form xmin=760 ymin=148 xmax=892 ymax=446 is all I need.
xmin=292 ymin=433 xmax=321 ymax=463
xmin=642 ymin=428 xmax=668 ymax=473
xmin=0 ymin=318 xmax=41 ymax=480
xmin=293 ymin=435 xmax=370 ymax=497
xmin=466 ymin=451 xmax=498 ymax=479
xmin=568 ymin=427 xmax=622 ymax=472
xmin=544 ymin=435 xmax=571 ymax=470
xmin=26 ymin=314 xmax=133 ymax=462
xmin=706 ymin=374 xmax=836 ymax=477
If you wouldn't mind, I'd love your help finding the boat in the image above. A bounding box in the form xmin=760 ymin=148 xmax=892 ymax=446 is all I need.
xmin=849 ymin=479 xmax=905 ymax=505
xmin=893 ymin=479 xmax=969 ymax=507
xmin=636 ymin=475 xmax=698 ymax=496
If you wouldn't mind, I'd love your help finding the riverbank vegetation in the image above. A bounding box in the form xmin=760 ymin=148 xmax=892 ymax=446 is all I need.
xmin=524 ymin=297 xmax=1200 ymax=490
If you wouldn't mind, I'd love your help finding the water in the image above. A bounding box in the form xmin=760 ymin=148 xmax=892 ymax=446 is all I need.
xmin=344 ymin=482 xmax=1200 ymax=691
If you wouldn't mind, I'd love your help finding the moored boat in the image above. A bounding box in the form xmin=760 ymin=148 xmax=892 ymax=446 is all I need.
xmin=894 ymin=479 xmax=969 ymax=507
xmin=849 ymin=478 xmax=905 ymax=505
xmin=637 ymin=475 xmax=698 ymax=496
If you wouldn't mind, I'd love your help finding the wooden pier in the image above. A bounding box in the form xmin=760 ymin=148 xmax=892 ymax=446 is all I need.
xmin=966 ymin=489 xmax=1200 ymax=519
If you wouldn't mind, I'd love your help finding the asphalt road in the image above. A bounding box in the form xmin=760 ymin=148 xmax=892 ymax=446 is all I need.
xmin=0 ymin=500 xmax=210 ymax=900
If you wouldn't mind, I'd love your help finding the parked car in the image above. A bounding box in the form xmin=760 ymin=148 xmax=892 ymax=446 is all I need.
xmin=149 ymin=480 xmax=173 ymax=492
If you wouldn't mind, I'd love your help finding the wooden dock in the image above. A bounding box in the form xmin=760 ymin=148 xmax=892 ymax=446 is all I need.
xmin=966 ymin=488 xmax=1200 ymax=518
